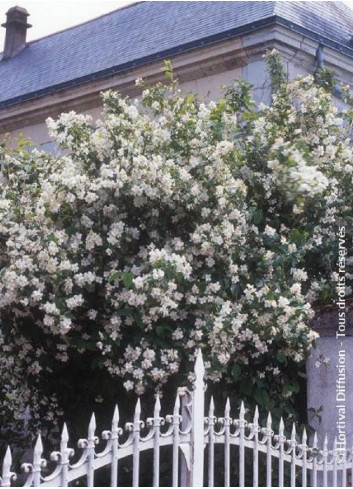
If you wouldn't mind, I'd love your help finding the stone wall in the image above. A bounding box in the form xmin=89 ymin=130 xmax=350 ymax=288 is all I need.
xmin=307 ymin=305 xmax=353 ymax=446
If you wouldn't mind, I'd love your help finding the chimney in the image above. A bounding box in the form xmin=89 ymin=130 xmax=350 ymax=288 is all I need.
xmin=1 ymin=6 xmax=31 ymax=60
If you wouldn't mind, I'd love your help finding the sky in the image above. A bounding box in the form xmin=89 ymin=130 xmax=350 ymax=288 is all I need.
xmin=0 ymin=1 xmax=136 ymax=48
xmin=1 ymin=0 xmax=353 ymax=49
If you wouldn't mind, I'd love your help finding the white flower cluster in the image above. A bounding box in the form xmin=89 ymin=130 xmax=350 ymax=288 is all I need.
xmin=0 ymin=68 xmax=352 ymax=431
xmin=268 ymin=141 xmax=329 ymax=199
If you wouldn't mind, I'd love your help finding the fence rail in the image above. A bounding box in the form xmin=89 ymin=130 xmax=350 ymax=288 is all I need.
xmin=0 ymin=350 xmax=351 ymax=487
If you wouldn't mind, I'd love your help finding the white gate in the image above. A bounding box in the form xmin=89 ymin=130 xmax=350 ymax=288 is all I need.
xmin=0 ymin=351 xmax=351 ymax=487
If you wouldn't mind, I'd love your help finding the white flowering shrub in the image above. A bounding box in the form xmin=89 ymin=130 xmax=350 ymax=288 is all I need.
xmin=0 ymin=53 xmax=352 ymax=440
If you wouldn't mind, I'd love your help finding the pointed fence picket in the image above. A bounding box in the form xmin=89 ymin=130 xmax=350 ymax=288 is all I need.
xmin=0 ymin=350 xmax=352 ymax=487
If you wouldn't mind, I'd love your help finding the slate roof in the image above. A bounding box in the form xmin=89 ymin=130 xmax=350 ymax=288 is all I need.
xmin=0 ymin=1 xmax=353 ymax=109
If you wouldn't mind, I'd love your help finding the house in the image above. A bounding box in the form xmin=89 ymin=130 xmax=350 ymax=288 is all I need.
xmin=0 ymin=0 xmax=352 ymax=447
xmin=1 ymin=1 xmax=353 ymax=149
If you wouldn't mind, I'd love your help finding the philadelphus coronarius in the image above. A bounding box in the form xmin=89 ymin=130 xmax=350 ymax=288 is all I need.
xmin=0 ymin=52 xmax=352 ymax=439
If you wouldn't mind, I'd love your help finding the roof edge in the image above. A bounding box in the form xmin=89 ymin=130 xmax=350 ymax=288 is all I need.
xmin=275 ymin=15 xmax=353 ymax=57
xmin=1 ymin=13 xmax=353 ymax=110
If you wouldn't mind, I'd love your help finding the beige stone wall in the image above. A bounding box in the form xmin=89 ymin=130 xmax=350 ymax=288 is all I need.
xmin=0 ymin=61 xmax=271 ymax=150
xmin=1 ymin=106 xmax=103 ymax=149
xmin=180 ymin=66 xmax=243 ymax=99
xmin=0 ymin=66 xmax=244 ymax=149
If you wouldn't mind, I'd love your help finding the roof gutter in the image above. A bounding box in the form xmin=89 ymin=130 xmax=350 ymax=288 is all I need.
xmin=316 ymin=42 xmax=346 ymax=99
xmin=1 ymin=15 xmax=353 ymax=110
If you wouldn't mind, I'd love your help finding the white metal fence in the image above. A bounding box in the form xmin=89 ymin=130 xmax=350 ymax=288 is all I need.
xmin=0 ymin=350 xmax=351 ymax=487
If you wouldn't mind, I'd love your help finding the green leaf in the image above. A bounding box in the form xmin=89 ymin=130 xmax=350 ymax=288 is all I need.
xmin=240 ymin=378 xmax=252 ymax=396
xmin=284 ymin=381 xmax=300 ymax=394
xmin=109 ymin=271 xmax=120 ymax=283
xmin=252 ymin=209 xmax=263 ymax=225
xmin=267 ymin=290 xmax=276 ymax=300
xmin=162 ymin=59 xmax=174 ymax=81
xmin=156 ymin=326 xmax=165 ymax=337
xmin=276 ymin=351 xmax=287 ymax=364
xmin=289 ymin=228 xmax=308 ymax=246
xmin=122 ymin=272 xmax=134 ymax=289
xmin=134 ymin=315 xmax=144 ymax=331
xmin=231 ymin=363 xmax=241 ymax=382
xmin=230 ymin=283 xmax=240 ymax=298
xmin=109 ymin=271 xmax=134 ymax=288
xmin=254 ymin=388 xmax=269 ymax=408
xmin=186 ymin=94 xmax=196 ymax=105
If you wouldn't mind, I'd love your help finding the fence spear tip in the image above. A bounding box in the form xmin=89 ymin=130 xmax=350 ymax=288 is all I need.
xmin=279 ymin=417 xmax=284 ymax=434
xmin=194 ymin=348 xmax=205 ymax=378
xmin=88 ymin=412 xmax=96 ymax=436
xmin=313 ymin=431 xmax=318 ymax=447
xmin=240 ymin=401 xmax=245 ymax=418
xmin=134 ymin=397 xmax=141 ymax=420
xmin=225 ymin=397 xmax=230 ymax=417
xmin=253 ymin=405 xmax=259 ymax=423
xmin=3 ymin=445 xmax=12 ymax=468
xmin=173 ymin=393 xmax=180 ymax=413
xmin=61 ymin=423 xmax=69 ymax=444
xmin=154 ymin=394 xmax=161 ymax=415
xmin=112 ymin=404 xmax=119 ymax=426
xmin=291 ymin=422 xmax=296 ymax=439
xmin=209 ymin=396 xmax=215 ymax=414
xmin=34 ymin=434 xmax=43 ymax=455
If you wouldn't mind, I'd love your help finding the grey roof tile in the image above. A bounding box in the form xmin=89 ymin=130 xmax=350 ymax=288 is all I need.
xmin=0 ymin=1 xmax=352 ymax=107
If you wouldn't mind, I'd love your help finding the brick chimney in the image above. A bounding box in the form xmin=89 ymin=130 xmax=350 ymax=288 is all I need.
xmin=1 ymin=6 xmax=31 ymax=60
